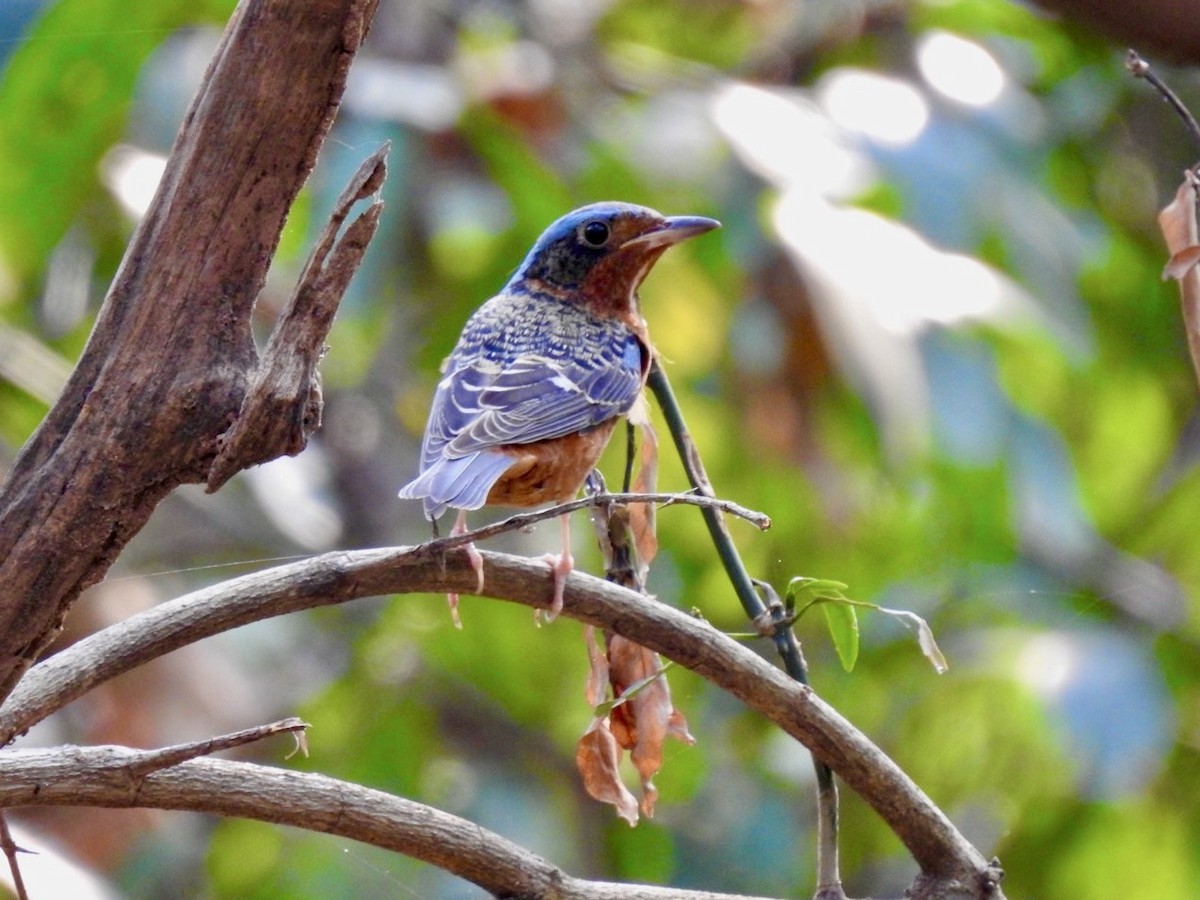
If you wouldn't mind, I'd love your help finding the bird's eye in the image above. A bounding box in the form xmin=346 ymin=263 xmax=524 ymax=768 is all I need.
xmin=580 ymin=220 xmax=610 ymax=247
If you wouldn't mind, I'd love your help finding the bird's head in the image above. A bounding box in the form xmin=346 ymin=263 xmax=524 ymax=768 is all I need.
xmin=510 ymin=201 xmax=720 ymax=316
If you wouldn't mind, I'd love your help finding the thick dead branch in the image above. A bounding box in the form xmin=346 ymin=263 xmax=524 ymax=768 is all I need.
xmin=0 ymin=0 xmax=382 ymax=701
xmin=0 ymin=548 xmax=1002 ymax=899
xmin=206 ymin=144 xmax=388 ymax=489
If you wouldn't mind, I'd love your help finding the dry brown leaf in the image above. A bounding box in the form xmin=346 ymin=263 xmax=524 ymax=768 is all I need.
xmin=576 ymin=719 xmax=640 ymax=826
xmin=576 ymin=628 xmax=696 ymax=823
xmin=1164 ymin=245 xmax=1200 ymax=280
xmin=583 ymin=625 xmax=609 ymax=707
xmin=626 ymin=393 xmax=659 ymax=577
xmin=1159 ymin=175 xmax=1198 ymax=256
xmin=667 ymin=708 xmax=693 ymax=743
xmin=609 ymin=634 xmax=695 ymax=818
xmin=607 ymin=634 xmax=655 ymax=749
xmin=1158 ymin=173 xmax=1200 ymax=388
xmin=575 ymin=436 xmax=692 ymax=824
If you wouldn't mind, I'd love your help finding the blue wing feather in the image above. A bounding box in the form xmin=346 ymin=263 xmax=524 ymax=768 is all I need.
xmin=398 ymin=289 xmax=646 ymax=518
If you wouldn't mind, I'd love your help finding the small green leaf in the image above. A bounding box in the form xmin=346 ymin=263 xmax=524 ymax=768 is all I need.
xmin=821 ymin=601 xmax=860 ymax=671
xmin=592 ymin=662 xmax=674 ymax=718
xmin=784 ymin=576 xmax=850 ymax=616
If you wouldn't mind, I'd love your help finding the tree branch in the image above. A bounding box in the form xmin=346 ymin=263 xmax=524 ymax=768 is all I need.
xmin=0 ymin=0 xmax=382 ymax=702
xmin=429 ymin=491 xmax=770 ymax=554
xmin=0 ymin=548 xmax=1001 ymax=898
xmin=0 ymin=746 xmax=774 ymax=900
xmin=206 ymin=143 xmax=388 ymax=490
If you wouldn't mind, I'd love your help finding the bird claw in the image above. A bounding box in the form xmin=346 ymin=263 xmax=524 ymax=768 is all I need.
xmin=535 ymin=550 xmax=574 ymax=624
xmin=443 ymin=545 xmax=482 ymax=629
xmin=465 ymin=540 xmax=485 ymax=593
xmin=445 ymin=593 xmax=463 ymax=630
xmin=442 ymin=511 xmax=485 ymax=628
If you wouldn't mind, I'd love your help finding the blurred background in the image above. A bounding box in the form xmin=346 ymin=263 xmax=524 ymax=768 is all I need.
xmin=1 ymin=0 xmax=1199 ymax=897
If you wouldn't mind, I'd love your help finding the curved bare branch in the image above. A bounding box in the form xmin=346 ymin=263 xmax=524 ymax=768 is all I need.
xmin=0 ymin=546 xmax=999 ymax=895
xmin=0 ymin=745 xmax=773 ymax=900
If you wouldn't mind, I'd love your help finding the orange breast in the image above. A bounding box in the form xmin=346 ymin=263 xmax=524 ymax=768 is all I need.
xmin=485 ymin=419 xmax=621 ymax=508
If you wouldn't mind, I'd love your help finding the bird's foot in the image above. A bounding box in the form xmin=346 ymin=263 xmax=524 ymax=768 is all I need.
xmin=445 ymin=592 xmax=463 ymax=630
xmin=444 ymin=545 xmax=483 ymax=630
xmin=442 ymin=511 xmax=485 ymax=628
xmin=464 ymin=540 xmax=485 ymax=593
xmin=535 ymin=550 xmax=574 ymax=624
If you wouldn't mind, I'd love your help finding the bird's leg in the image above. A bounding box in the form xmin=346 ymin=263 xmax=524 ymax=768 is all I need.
xmin=454 ymin=509 xmax=486 ymax=593
xmin=445 ymin=509 xmax=484 ymax=629
xmin=537 ymin=514 xmax=574 ymax=623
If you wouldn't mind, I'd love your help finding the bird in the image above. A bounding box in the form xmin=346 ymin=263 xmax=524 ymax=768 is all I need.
xmin=399 ymin=201 xmax=720 ymax=626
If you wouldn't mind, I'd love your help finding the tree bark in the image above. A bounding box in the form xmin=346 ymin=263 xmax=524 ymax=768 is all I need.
xmin=0 ymin=744 xmax=780 ymax=900
xmin=0 ymin=0 xmax=381 ymax=701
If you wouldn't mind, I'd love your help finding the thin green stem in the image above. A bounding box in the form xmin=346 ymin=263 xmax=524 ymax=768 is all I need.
xmin=646 ymin=361 xmax=843 ymax=898
xmin=646 ymin=364 xmax=765 ymax=619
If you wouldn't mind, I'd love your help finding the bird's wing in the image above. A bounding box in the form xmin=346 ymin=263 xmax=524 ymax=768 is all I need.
xmin=442 ymin=330 xmax=645 ymax=456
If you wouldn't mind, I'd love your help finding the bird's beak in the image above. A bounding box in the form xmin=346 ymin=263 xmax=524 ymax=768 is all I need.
xmin=620 ymin=215 xmax=721 ymax=251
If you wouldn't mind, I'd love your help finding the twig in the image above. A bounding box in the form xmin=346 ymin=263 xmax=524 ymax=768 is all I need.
xmin=646 ymin=361 xmax=845 ymax=900
xmin=623 ymin=420 xmax=637 ymax=493
xmin=1130 ymin=49 xmax=1200 ymax=308
xmin=128 ymin=718 xmax=309 ymax=777
xmin=418 ymin=490 xmax=770 ymax=557
xmin=1126 ymin=50 xmax=1200 ymax=153
xmin=0 ymin=812 xmax=30 ymax=900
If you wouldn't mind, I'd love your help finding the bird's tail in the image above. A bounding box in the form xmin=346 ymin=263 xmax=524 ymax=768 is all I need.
xmin=398 ymin=450 xmax=513 ymax=521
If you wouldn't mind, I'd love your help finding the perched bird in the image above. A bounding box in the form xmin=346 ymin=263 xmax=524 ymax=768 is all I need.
xmin=399 ymin=201 xmax=720 ymax=625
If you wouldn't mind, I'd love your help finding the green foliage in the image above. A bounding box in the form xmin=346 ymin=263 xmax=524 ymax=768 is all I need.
xmin=1008 ymin=799 xmax=1200 ymax=898
xmin=597 ymin=0 xmax=755 ymax=70
xmin=0 ymin=0 xmax=234 ymax=284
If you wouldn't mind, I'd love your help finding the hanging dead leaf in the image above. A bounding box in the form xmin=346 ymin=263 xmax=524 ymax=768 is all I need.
xmin=1159 ymin=173 xmax=1199 ymax=256
xmin=1158 ymin=172 xmax=1200 ymax=388
xmin=576 ymin=628 xmax=695 ymax=823
xmin=627 ymin=393 xmax=660 ymax=577
xmin=583 ymin=625 xmax=609 ymax=707
xmin=877 ymin=606 xmax=949 ymax=674
xmin=1164 ymin=245 xmax=1200 ymax=280
xmin=576 ymin=718 xmax=640 ymax=826
xmin=608 ymin=634 xmax=695 ymax=817
xmin=575 ymin=427 xmax=692 ymax=825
